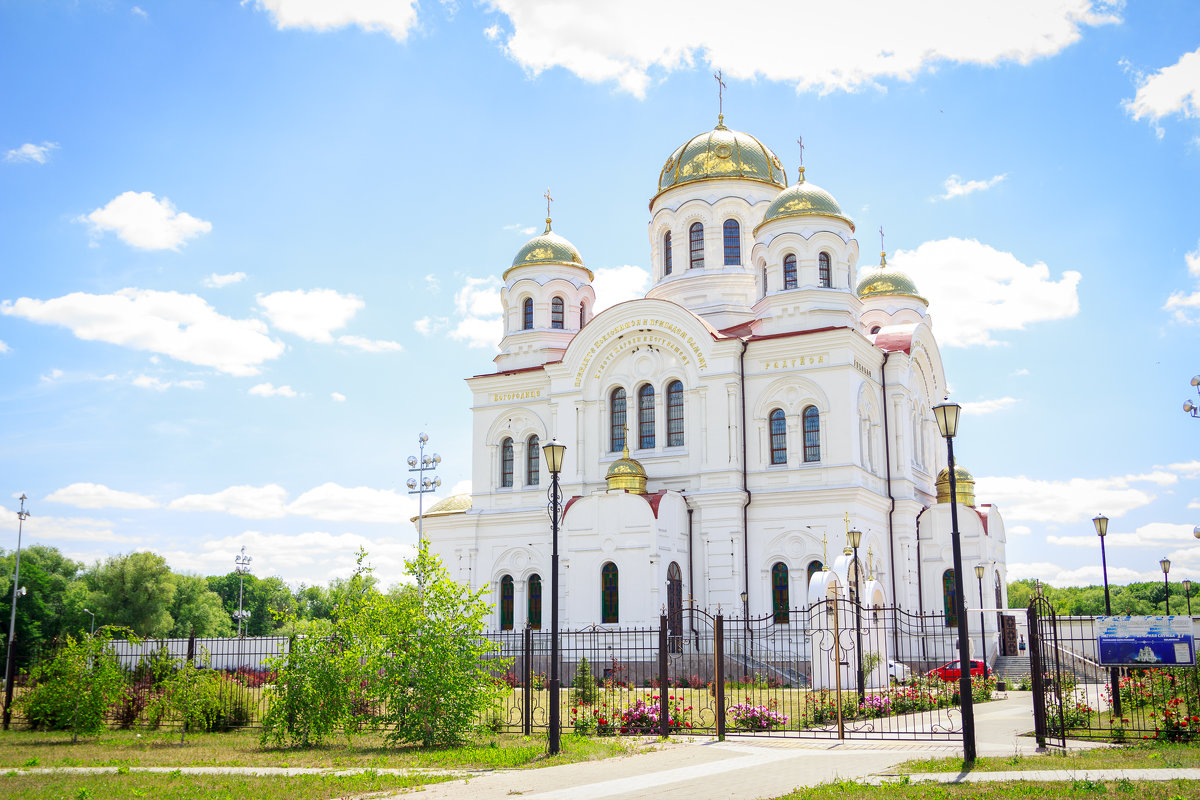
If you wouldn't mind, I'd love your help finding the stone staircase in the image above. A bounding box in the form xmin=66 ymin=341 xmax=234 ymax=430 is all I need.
xmin=992 ymin=655 xmax=1032 ymax=687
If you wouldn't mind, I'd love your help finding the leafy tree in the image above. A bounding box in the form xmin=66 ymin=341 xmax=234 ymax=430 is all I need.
xmin=150 ymin=648 xmax=223 ymax=744
xmin=207 ymin=573 xmax=295 ymax=635
xmin=84 ymin=552 xmax=177 ymax=637
xmin=168 ymin=575 xmax=233 ymax=638
xmin=0 ymin=557 xmax=53 ymax=674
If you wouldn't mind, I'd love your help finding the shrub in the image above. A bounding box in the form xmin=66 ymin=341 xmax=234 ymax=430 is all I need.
xmin=571 ymin=656 xmax=598 ymax=704
xmin=132 ymin=643 xmax=177 ymax=688
xmin=729 ymin=699 xmax=788 ymax=730
xmin=19 ymin=627 xmax=135 ymax=741
xmin=149 ymin=654 xmax=225 ymax=743
xmin=613 ymin=694 xmax=692 ymax=734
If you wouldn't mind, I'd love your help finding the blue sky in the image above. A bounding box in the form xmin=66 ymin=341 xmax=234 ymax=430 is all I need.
xmin=2 ymin=0 xmax=1199 ymax=589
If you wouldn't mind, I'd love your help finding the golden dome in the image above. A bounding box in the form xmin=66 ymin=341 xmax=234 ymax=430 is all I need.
xmin=856 ymin=252 xmax=928 ymax=304
xmin=935 ymin=467 xmax=976 ymax=507
xmin=606 ymin=443 xmax=648 ymax=494
xmin=654 ymin=118 xmax=787 ymax=203
xmin=409 ymin=493 xmax=472 ymax=523
xmin=758 ymin=168 xmax=854 ymax=231
xmin=507 ymin=218 xmax=588 ymax=276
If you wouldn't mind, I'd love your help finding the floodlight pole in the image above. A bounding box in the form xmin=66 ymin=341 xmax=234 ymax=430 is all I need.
xmin=234 ymin=547 xmax=253 ymax=636
xmin=3 ymin=495 xmax=31 ymax=730
xmin=406 ymin=434 xmax=442 ymax=591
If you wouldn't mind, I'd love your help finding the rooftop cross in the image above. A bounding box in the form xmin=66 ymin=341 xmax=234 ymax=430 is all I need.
xmin=544 ymin=187 xmax=553 ymax=219
xmin=714 ymin=70 xmax=726 ymax=118
xmin=797 ymin=136 xmax=804 ymax=168
xmin=879 ymin=225 xmax=885 ymax=253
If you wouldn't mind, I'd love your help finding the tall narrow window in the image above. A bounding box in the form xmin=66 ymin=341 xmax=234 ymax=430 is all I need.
xmin=579 ymin=301 xmax=587 ymax=329
xmin=807 ymin=560 xmax=823 ymax=592
xmin=500 ymin=438 xmax=514 ymax=487
xmin=663 ymin=232 xmax=673 ymax=275
xmin=610 ymin=388 xmax=626 ymax=452
xmin=526 ymin=435 xmax=540 ymax=486
xmin=528 ymin=574 xmax=542 ymax=630
xmin=761 ymin=266 xmax=768 ymax=297
xmin=942 ymin=569 xmax=958 ymax=627
xmin=818 ymin=252 xmax=831 ymax=287
xmin=689 ymin=222 xmax=704 ymax=269
xmin=601 ymin=562 xmax=619 ymax=623
xmin=666 ymin=380 xmax=684 ymax=447
xmin=667 ymin=562 xmax=683 ymax=653
xmin=522 ymin=298 xmax=534 ymax=330
xmin=803 ymin=405 xmax=821 ymax=462
xmin=551 ymin=297 xmax=564 ymax=329
xmin=783 ymin=254 xmax=797 ymax=289
xmin=769 ymin=408 xmax=787 ymax=465
xmin=772 ymin=562 xmax=789 ymax=623
xmin=500 ymin=575 xmax=514 ymax=630
xmin=723 ymin=219 xmax=740 ymax=265
xmin=638 ymin=384 xmax=655 ymax=449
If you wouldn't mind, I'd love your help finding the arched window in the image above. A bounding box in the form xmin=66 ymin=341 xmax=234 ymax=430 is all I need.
xmin=689 ymin=222 xmax=704 ymax=269
xmin=772 ymin=562 xmax=789 ymax=624
xmin=601 ymin=562 xmax=619 ymax=623
xmin=500 ymin=575 xmax=514 ymax=630
xmin=807 ymin=560 xmax=823 ymax=592
xmin=803 ymin=405 xmax=821 ymax=462
xmin=526 ymin=435 xmax=540 ymax=486
xmin=579 ymin=301 xmax=587 ymax=329
xmin=522 ymin=298 xmax=534 ymax=330
xmin=500 ymin=438 xmax=514 ymax=487
xmin=761 ymin=266 xmax=768 ymax=297
xmin=666 ymin=380 xmax=684 ymax=447
xmin=769 ymin=408 xmax=787 ymax=465
xmin=551 ymin=297 xmax=564 ymax=329
xmin=610 ymin=388 xmax=626 ymax=452
xmin=942 ymin=569 xmax=958 ymax=627
xmin=528 ymin=574 xmax=542 ymax=630
xmin=723 ymin=219 xmax=740 ymax=265
xmin=818 ymin=252 xmax=831 ymax=287
xmin=663 ymin=232 xmax=673 ymax=275
xmin=638 ymin=384 xmax=655 ymax=449
xmin=870 ymin=325 xmax=881 ymax=335
xmin=667 ymin=562 xmax=683 ymax=652
xmin=783 ymin=254 xmax=797 ymax=289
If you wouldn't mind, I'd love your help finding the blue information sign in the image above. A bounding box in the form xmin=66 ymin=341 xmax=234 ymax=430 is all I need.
xmin=1095 ymin=616 xmax=1195 ymax=667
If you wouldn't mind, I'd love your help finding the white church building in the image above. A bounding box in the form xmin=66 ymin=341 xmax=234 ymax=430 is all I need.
xmin=417 ymin=116 xmax=1010 ymax=660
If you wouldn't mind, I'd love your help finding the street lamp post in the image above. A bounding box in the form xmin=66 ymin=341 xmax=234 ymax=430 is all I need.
xmin=234 ymin=547 xmax=253 ymax=636
xmin=82 ymin=608 xmax=95 ymax=638
xmin=974 ymin=564 xmax=987 ymax=666
xmin=1161 ymin=558 xmax=1172 ymax=615
xmin=3 ymin=495 xmax=31 ymax=731
xmin=933 ymin=400 xmax=976 ymax=765
xmin=406 ymin=433 xmax=442 ymax=557
xmin=1093 ymin=514 xmax=1122 ymax=718
xmin=848 ymin=528 xmax=865 ymax=702
xmin=1184 ymin=580 xmax=1192 ymax=617
xmin=740 ymin=590 xmax=750 ymax=662
xmin=543 ymin=438 xmax=566 ymax=756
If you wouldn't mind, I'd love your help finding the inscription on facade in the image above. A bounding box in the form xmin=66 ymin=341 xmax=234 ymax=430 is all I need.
xmin=491 ymin=389 xmax=542 ymax=403
xmin=853 ymin=359 xmax=873 ymax=379
xmin=760 ymin=353 xmax=829 ymax=371
xmin=574 ymin=318 xmax=709 ymax=387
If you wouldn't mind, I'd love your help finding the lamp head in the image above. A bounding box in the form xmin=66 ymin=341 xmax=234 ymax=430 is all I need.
xmin=1194 ymin=524 xmax=1200 ymax=540
xmin=432 ymin=453 xmax=441 ymax=465
xmin=1184 ymin=579 xmax=1192 ymax=592
xmin=543 ymin=437 xmax=567 ymax=474
xmin=1161 ymin=557 xmax=1172 ymax=575
xmin=406 ymin=478 xmax=418 ymax=490
xmin=1185 ymin=400 xmax=1196 ymax=414
xmin=419 ymin=432 xmax=429 ymax=444
xmin=975 ymin=563 xmax=986 ymax=579
xmin=1093 ymin=514 xmax=1108 ymax=538
xmin=407 ymin=456 xmax=418 ymax=467
xmin=932 ymin=400 xmax=961 ymax=439
xmin=847 ymin=528 xmax=862 ymax=549
xmin=740 ymin=591 xmax=748 ymax=604
xmin=1191 ymin=375 xmax=1200 ymax=387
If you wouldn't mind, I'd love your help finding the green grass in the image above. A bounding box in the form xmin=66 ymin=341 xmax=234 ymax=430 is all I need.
xmin=896 ymin=742 xmax=1200 ymax=774
xmin=774 ymin=778 xmax=1200 ymax=800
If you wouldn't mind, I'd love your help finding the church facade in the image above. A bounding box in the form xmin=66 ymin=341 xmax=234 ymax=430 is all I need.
xmin=418 ymin=116 xmax=1009 ymax=662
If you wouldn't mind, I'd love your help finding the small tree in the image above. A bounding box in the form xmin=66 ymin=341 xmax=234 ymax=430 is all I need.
xmin=572 ymin=656 xmax=598 ymax=704
xmin=150 ymin=647 xmax=222 ymax=744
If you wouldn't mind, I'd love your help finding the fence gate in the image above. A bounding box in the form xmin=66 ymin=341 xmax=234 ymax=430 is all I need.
xmin=1027 ymin=595 xmax=1066 ymax=748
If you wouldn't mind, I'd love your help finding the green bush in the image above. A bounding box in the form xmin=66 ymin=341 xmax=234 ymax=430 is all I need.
xmin=19 ymin=627 xmax=136 ymax=740
xmin=149 ymin=653 xmax=224 ymax=743
xmin=572 ymin=656 xmax=598 ymax=704
xmin=132 ymin=643 xmax=177 ymax=688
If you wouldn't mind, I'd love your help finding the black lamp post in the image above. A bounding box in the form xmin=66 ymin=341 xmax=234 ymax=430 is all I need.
xmin=974 ymin=564 xmax=987 ymax=666
xmin=848 ymin=528 xmax=865 ymax=702
xmin=740 ymin=590 xmax=750 ymax=661
xmin=1161 ymin=557 xmax=1171 ymax=615
xmin=933 ymin=399 xmax=976 ymax=765
xmin=1093 ymin=514 xmax=1121 ymax=717
xmin=543 ymin=437 xmax=566 ymax=756
xmin=1184 ymin=580 xmax=1192 ymax=617
xmin=2 ymin=495 xmax=30 ymax=731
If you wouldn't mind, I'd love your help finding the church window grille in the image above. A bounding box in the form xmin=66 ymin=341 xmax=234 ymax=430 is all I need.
xmin=526 ymin=435 xmax=540 ymax=486
xmin=806 ymin=560 xmax=823 ymax=592
xmin=638 ymin=384 xmax=655 ymax=449
xmin=689 ymin=223 xmax=704 ymax=269
xmin=803 ymin=406 xmax=821 ymax=462
xmin=610 ymin=388 xmax=627 ymax=452
xmin=772 ymin=562 xmax=789 ymax=624
xmin=601 ymin=562 xmax=619 ymax=623
xmin=942 ymin=569 xmax=958 ymax=627
xmin=723 ymin=219 xmax=740 ymax=265
xmin=500 ymin=575 xmax=514 ymax=630
xmin=769 ymin=408 xmax=787 ymax=465
xmin=819 ymin=252 xmax=831 ymax=287
xmin=500 ymin=438 xmax=514 ymax=487
xmin=551 ymin=297 xmax=564 ymax=329
xmin=666 ymin=380 xmax=684 ymax=447
xmin=783 ymin=254 xmax=797 ymax=289
xmin=528 ymin=574 xmax=542 ymax=629
xmin=522 ymin=298 xmax=533 ymax=330
xmin=663 ymin=232 xmax=673 ymax=275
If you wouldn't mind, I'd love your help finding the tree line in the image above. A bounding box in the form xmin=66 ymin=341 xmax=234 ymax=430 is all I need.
xmin=1007 ymin=578 xmax=1196 ymax=616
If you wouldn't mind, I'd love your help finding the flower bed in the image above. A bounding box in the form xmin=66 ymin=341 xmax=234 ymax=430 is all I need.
xmin=728 ymin=700 xmax=788 ymax=730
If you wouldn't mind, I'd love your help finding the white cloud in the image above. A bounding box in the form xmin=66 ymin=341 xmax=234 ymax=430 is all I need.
xmin=937 ymin=173 xmax=1007 ymax=200
xmin=131 ymin=5 xmax=148 ymax=17
xmin=287 ymin=483 xmax=415 ymax=524
xmin=168 ymin=484 xmax=289 ymax=519
xmin=974 ymin=472 xmax=1172 ymax=524
xmin=1124 ymin=46 xmax=1200 ymax=134
xmin=0 ymin=340 xmax=9 ymax=354
xmin=331 ymin=392 xmax=346 ymax=402
xmin=337 ymin=335 xmax=403 ymax=353
xmin=257 ymin=289 xmax=364 ymax=342
xmin=41 ymin=368 xmax=63 ymax=383
xmin=204 ymin=272 xmax=247 ymax=288
xmin=44 ymin=482 xmax=159 ymax=510
xmin=1189 ymin=499 xmax=1200 ymax=510
xmin=1163 ymin=460 xmax=1200 ymax=479
xmin=424 ymin=274 xmax=440 ymax=293
xmin=485 ymin=0 xmax=1121 ymax=98
xmin=414 ymin=316 xmax=450 ymax=336
xmin=1164 ymin=242 xmax=1200 ymax=324
xmin=1010 ymin=368 xmax=1030 ymax=377
xmin=503 ymin=222 xmax=537 ymax=235
xmin=960 ymin=397 xmax=1018 ymax=415
xmin=1009 ymin=525 xmax=1032 ymax=536
xmin=1046 ymin=521 xmax=1199 ymax=550
xmin=248 ymin=382 xmax=297 ymax=398
xmin=81 ymin=191 xmax=212 ymax=250
xmin=0 ymin=503 xmax=142 ymax=544
xmin=132 ymin=374 xmax=204 ymax=391
xmin=592 ymin=265 xmax=651 ymax=313
xmin=891 ymin=238 xmax=1081 ymax=347
xmin=1008 ymin=561 xmax=1179 ymax=588
xmin=4 ymin=141 xmax=58 ymax=164
xmin=448 ymin=276 xmax=503 ymax=349
xmin=2 ymin=289 xmax=285 ymax=376
xmin=249 ymin=0 xmax=420 ymax=42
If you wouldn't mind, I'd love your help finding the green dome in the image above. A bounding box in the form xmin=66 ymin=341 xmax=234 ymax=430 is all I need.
xmin=509 ymin=219 xmax=586 ymax=271
xmin=759 ymin=168 xmax=854 ymax=230
xmin=655 ymin=118 xmax=787 ymax=200
xmin=857 ymin=254 xmax=927 ymax=303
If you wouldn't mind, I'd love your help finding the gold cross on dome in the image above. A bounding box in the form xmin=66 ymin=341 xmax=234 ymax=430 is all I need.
xmin=821 ymin=531 xmax=829 ymax=568
xmin=714 ymin=70 xmax=726 ymax=116
xmin=797 ymin=136 xmax=804 ymax=168
xmin=879 ymin=226 xmax=885 ymax=253
xmin=544 ymin=188 xmax=553 ymax=219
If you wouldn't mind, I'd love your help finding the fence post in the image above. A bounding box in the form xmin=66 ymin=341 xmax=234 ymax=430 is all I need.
xmin=523 ymin=626 xmax=532 ymax=737
xmin=1027 ymin=601 xmax=1047 ymax=751
xmin=715 ymin=614 xmax=725 ymax=741
xmin=659 ymin=615 xmax=669 ymax=738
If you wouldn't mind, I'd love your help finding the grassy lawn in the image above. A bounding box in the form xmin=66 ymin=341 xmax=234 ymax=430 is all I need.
xmin=896 ymin=742 xmax=1200 ymax=774
xmin=775 ymin=778 xmax=1200 ymax=800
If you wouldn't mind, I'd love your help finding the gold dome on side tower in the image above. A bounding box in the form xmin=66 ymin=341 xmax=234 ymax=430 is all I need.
xmin=758 ymin=167 xmax=854 ymax=231
xmin=857 ymin=252 xmax=928 ymax=304
xmin=606 ymin=442 xmax=648 ymax=494
xmin=653 ymin=117 xmax=787 ymax=205
xmin=936 ymin=466 xmax=976 ymax=507
xmin=505 ymin=218 xmax=591 ymax=280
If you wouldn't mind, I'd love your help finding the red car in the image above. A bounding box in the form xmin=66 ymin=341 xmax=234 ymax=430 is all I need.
xmin=925 ymin=659 xmax=990 ymax=681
